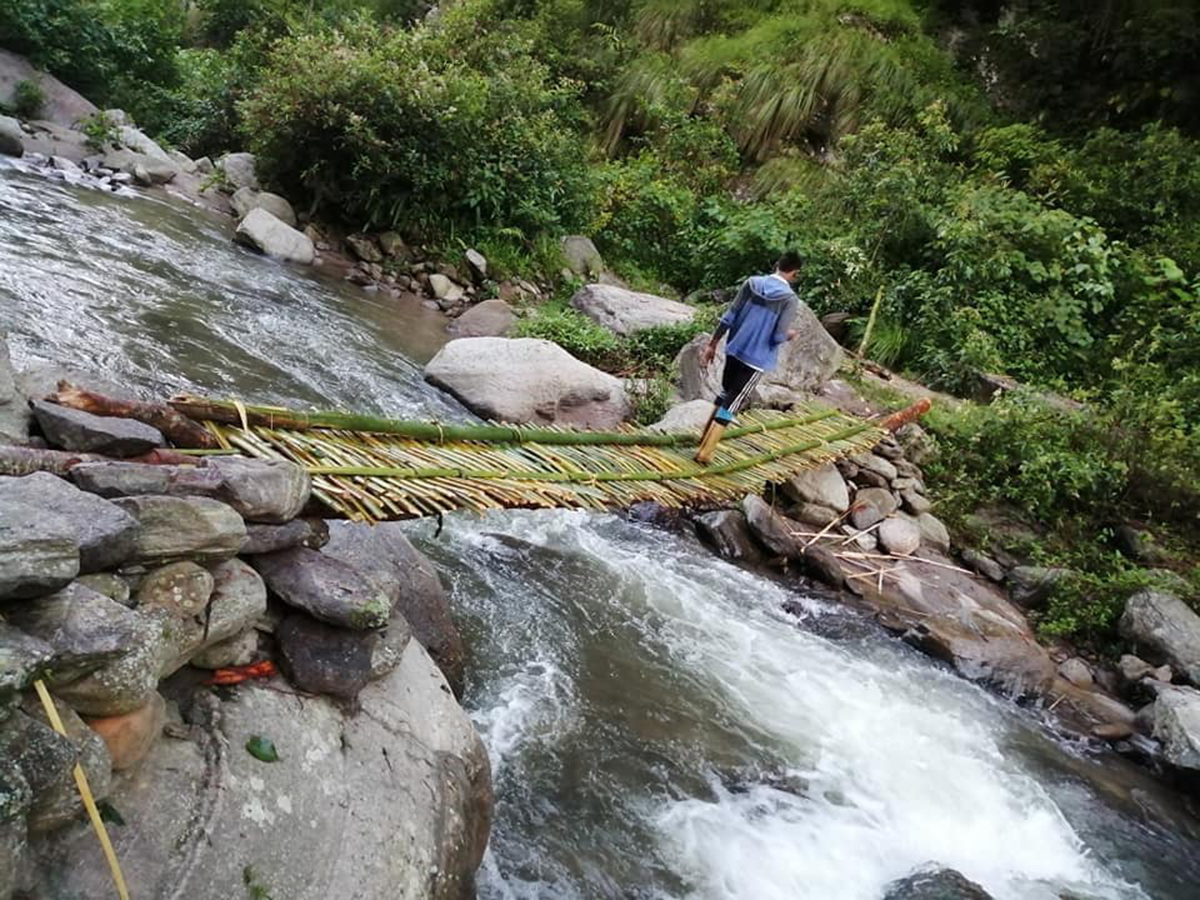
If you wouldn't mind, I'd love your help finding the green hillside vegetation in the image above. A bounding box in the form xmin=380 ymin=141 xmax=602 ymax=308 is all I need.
xmin=3 ymin=0 xmax=1197 ymax=643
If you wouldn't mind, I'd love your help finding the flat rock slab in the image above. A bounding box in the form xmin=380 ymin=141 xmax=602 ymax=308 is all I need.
xmin=0 ymin=506 xmax=78 ymax=600
xmin=425 ymin=337 xmax=631 ymax=429
xmin=651 ymin=399 xmax=712 ymax=435
xmin=323 ymin=521 xmax=461 ymax=693
xmin=112 ymin=496 xmax=246 ymax=564
xmin=70 ymin=461 xmax=225 ymax=499
xmin=1148 ymin=686 xmax=1200 ymax=771
xmin=30 ymin=400 xmax=164 ymax=456
xmin=231 ymin=188 xmax=296 ymax=227
xmin=570 ymin=283 xmax=696 ymax=336
xmin=242 ymin=519 xmax=329 ymax=555
xmin=4 ymin=582 xmax=142 ymax=684
xmin=447 ymin=299 xmax=516 ymax=338
xmin=250 ymin=547 xmax=391 ymax=630
xmin=0 ymin=473 xmax=138 ymax=572
xmin=27 ymin=640 xmax=491 ymax=900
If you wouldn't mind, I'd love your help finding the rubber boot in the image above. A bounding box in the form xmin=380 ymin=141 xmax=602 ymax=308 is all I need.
xmin=696 ymin=422 xmax=729 ymax=468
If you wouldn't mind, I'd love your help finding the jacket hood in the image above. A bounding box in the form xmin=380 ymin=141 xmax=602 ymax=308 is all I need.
xmin=748 ymin=274 xmax=795 ymax=308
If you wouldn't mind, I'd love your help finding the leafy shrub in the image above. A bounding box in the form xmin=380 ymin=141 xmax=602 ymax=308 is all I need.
xmin=239 ymin=10 xmax=594 ymax=237
xmin=79 ymin=111 xmax=119 ymax=150
xmin=13 ymin=79 xmax=45 ymax=119
xmin=512 ymin=304 xmax=620 ymax=369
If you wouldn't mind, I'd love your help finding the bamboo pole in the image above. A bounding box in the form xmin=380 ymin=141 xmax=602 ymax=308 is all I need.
xmin=168 ymin=395 xmax=846 ymax=448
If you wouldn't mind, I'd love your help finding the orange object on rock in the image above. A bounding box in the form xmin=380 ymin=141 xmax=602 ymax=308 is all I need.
xmin=207 ymin=660 xmax=276 ymax=685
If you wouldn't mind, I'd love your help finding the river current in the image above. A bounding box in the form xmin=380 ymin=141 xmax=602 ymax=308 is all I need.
xmin=3 ymin=159 xmax=1199 ymax=900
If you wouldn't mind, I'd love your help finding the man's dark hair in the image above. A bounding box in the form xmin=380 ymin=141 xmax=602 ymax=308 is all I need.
xmin=776 ymin=250 xmax=805 ymax=272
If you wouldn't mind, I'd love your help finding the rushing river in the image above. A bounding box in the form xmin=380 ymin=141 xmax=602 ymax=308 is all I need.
xmin=3 ymin=159 xmax=1200 ymax=900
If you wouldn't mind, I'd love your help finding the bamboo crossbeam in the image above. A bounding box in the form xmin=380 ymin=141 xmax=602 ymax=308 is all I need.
xmin=169 ymin=394 xmax=841 ymax=448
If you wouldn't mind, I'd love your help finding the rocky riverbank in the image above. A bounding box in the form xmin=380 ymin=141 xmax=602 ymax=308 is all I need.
xmin=0 ymin=340 xmax=490 ymax=899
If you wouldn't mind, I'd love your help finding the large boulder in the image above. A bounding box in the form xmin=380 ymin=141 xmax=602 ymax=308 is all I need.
xmin=694 ymin=510 xmax=764 ymax=564
xmin=0 ymin=50 xmax=98 ymax=126
xmin=0 ymin=115 xmax=23 ymax=157
xmin=111 ymin=496 xmax=246 ymax=564
xmin=651 ymin=399 xmax=712 ymax=435
xmin=250 ymin=547 xmax=391 ymax=631
xmin=675 ymin=300 xmax=843 ymax=406
xmin=235 ymin=208 xmax=315 ymax=265
xmin=569 ymin=284 xmax=696 ymax=336
xmin=117 ymin=126 xmax=173 ymax=166
xmin=425 ymin=338 xmax=631 ymax=428
xmin=447 ymin=299 xmax=516 ymax=338
xmin=322 ymin=521 xmax=465 ymax=695
xmin=0 ymin=473 xmax=139 ymax=572
xmin=30 ymin=399 xmax=164 ymax=456
xmin=230 ymin=188 xmax=297 ymax=227
xmin=1120 ymin=590 xmax=1200 ymax=684
xmin=216 ymin=152 xmax=259 ymax=191
xmin=1146 ymin=686 xmax=1200 ymax=771
xmin=26 ymin=641 xmax=492 ymax=900
xmin=561 ymin=235 xmax=604 ymax=277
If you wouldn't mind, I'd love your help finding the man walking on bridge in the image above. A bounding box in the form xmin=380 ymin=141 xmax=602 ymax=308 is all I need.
xmin=694 ymin=251 xmax=803 ymax=464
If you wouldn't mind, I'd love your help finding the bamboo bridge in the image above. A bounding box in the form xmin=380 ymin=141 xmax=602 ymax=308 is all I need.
xmin=158 ymin=395 xmax=929 ymax=523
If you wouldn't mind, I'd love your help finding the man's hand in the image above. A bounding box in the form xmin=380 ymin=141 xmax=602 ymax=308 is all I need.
xmin=699 ymin=342 xmax=717 ymax=368
xmin=785 ymin=329 xmax=799 ymax=341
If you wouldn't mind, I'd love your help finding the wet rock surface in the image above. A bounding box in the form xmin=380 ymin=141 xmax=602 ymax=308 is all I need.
xmin=30 ymin=399 xmax=164 ymax=455
xmin=250 ymin=547 xmax=391 ymax=631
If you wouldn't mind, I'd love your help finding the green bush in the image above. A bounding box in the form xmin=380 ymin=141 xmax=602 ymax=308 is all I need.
xmin=239 ymin=9 xmax=594 ymax=237
xmin=512 ymin=304 xmax=620 ymax=369
xmin=13 ymin=79 xmax=45 ymax=118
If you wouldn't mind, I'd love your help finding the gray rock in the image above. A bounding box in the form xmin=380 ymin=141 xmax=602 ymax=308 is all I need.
xmin=322 ymin=521 xmax=463 ymax=694
xmin=0 ymin=503 xmax=79 ymax=599
xmin=30 ymin=400 xmax=164 ymax=456
xmin=194 ymin=155 xmax=213 ymax=174
xmin=243 ymin=519 xmax=330 ymax=555
xmin=1120 ymin=590 xmax=1200 ymax=684
xmin=101 ymin=149 xmax=177 ymax=184
xmin=901 ymin=489 xmax=932 ymax=515
xmin=4 ymin=582 xmax=143 ymax=683
xmin=26 ymin=641 xmax=492 ymax=900
xmin=960 ymin=548 xmax=1005 ymax=583
xmin=651 ymin=400 xmax=712 ymax=436
xmin=70 ymin=459 xmax=225 ymax=498
xmin=883 ymin=867 xmax=994 ymax=900
xmin=1118 ymin=654 xmax=1156 ymax=684
xmin=74 ymin=573 xmax=131 ymax=607
xmin=1058 ymin=657 xmax=1094 ymax=689
xmin=0 ymin=115 xmax=22 ymax=157
xmin=849 ymin=502 xmax=885 ymax=531
xmin=250 ymin=547 xmax=391 ymax=630
xmin=136 ymin=561 xmax=215 ymax=673
xmin=204 ymin=558 xmax=268 ymax=646
xmin=207 ymin=456 xmax=311 ymax=524
xmin=851 ymin=452 xmax=898 ymax=482
xmin=0 ymin=813 xmax=25 ymax=900
xmin=167 ymin=149 xmax=197 ymax=174
xmin=188 ymin=629 xmax=259 ymax=670
xmin=116 ymin=126 xmax=172 ymax=165
xmin=378 ymin=231 xmax=412 ymax=259
xmin=230 ymin=187 xmax=296 ymax=227
xmin=464 ymin=248 xmax=488 ymax=282
xmin=1007 ymin=566 xmax=1067 ymax=610
xmin=428 ymin=273 xmax=465 ymax=302
xmin=14 ymin=363 xmax=131 ymax=405
xmin=783 ymin=463 xmax=849 ymax=513
xmin=0 ymin=473 xmax=138 ymax=572
xmin=916 ymin=512 xmax=950 ymax=552
xmin=216 ymin=152 xmax=258 ymax=191
xmin=0 ymin=622 xmax=54 ymax=696
xmin=0 ymin=50 xmax=98 ymax=126
xmin=741 ymin=495 xmax=803 ymax=559
xmin=277 ymin=614 xmax=375 ymax=700
xmin=426 ymin=338 xmax=631 ymax=429
xmin=561 ymin=235 xmax=604 ymax=277
xmin=570 ymin=284 xmax=695 ymax=336
xmin=854 ymin=486 xmax=898 ymax=518
xmin=1147 ymin=686 xmax=1200 ymax=770
xmin=447 ymin=299 xmax=516 ymax=338
xmin=111 ymin=496 xmax=246 ymax=564
xmin=4 ymin=703 xmax=111 ymax=833
xmin=369 ymin=614 xmax=415 ymax=681
xmin=346 ymin=233 xmax=383 ymax=263
xmin=791 ymin=502 xmax=840 ymax=528
xmin=879 ymin=517 xmax=921 ymax=556
xmin=694 ymin=510 xmax=764 ymax=564
xmin=235 ymin=208 xmax=315 ymax=265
